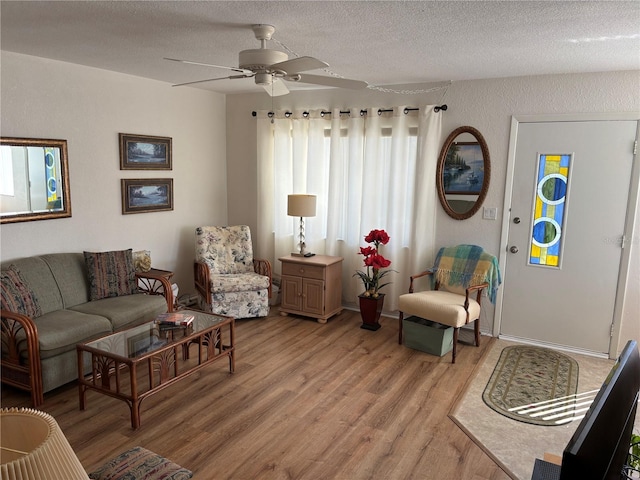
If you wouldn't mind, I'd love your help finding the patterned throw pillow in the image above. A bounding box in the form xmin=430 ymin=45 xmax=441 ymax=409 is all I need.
xmin=84 ymin=249 xmax=138 ymax=301
xmin=0 ymin=264 xmax=43 ymax=318
xmin=88 ymin=446 xmax=193 ymax=480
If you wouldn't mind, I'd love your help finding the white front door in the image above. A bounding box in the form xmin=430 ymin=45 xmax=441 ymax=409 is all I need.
xmin=500 ymin=119 xmax=638 ymax=355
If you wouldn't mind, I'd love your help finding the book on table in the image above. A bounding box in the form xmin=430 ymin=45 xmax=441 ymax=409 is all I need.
xmin=155 ymin=312 xmax=194 ymax=328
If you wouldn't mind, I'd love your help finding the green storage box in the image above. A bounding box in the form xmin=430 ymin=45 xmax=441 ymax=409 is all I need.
xmin=403 ymin=316 xmax=454 ymax=356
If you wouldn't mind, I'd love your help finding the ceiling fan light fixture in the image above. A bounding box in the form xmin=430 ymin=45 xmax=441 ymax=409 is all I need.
xmin=255 ymin=73 xmax=273 ymax=86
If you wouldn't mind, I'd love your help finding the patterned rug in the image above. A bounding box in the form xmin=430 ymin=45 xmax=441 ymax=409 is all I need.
xmin=482 ymin=345 xmax=579 ymax=426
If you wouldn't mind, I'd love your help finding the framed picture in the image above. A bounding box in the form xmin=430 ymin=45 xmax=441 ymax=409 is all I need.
xmin=121 ymin=178 xmax=173 ymax=214
xmin=119 ymin=133 xmax=172 ymax=170
xmin=443 ymin=142 xmax=485 ymax=195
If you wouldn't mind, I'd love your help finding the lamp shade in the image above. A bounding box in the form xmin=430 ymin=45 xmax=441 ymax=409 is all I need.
xmin=1 ymin=407 xmax=88 ymax=480
xmin=287 ymin=194 xmax=317 ymax=217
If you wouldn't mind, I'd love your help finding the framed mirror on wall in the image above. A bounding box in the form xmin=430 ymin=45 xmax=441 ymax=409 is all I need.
xmin=436 ymin=126 xmax=490 ymax=220
xmin=0 ymin=137 xmax=71 ymax=224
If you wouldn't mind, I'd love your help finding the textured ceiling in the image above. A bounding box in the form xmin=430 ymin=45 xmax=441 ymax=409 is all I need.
xmin=1 ymin=1 xmax=639 ymax=95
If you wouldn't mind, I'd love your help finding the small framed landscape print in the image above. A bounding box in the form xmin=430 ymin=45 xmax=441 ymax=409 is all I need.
xmin=443 ymin=142 xmax=484 ymax=195
xmin=121 ymin=178 xmax=173 ymax=214
xmin=119 ymin=133 xmax=172 ymax=170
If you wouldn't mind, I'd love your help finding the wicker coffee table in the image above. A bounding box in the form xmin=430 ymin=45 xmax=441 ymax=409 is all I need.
xmin=76 ymin=308 xmax=234 ymax=428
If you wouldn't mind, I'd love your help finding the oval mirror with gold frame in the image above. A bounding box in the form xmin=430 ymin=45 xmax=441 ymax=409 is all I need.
xmin=1 ymin=137 xmax=72 ymax=224
xmin=436 ymin=126 xmax=490 ymax=220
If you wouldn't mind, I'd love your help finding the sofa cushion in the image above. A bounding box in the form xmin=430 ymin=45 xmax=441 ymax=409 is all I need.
xmin=2 ymin=256 xmax=64 ymax=314
xmin=208 ymin=272 xmax=270 ymax=294
xmin=0 ymin=264 xmax=42 ymax=318
xmin=41 ymin=253 xmax=90 ymax=308
xmin=84 ymin=249 xmax=138 ymax=301
xmin=33 ymin=310 xmax=113 ymax=359
xmin=71 ymin=293 xmax=167 ymax=331
xmin=89 ymin=446 xmax=193 ymax=480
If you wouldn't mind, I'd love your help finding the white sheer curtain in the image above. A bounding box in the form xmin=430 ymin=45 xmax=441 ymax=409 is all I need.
xmin=256 ymin=106 xmax=441 ymax=312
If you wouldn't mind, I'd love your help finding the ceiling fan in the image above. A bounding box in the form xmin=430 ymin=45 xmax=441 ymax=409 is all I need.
xmin=165 ymin=24 xmax=368 ymax=96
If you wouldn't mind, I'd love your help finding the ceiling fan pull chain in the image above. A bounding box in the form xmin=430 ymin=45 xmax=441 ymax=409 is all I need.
xmin=271 ymin=38 xmax=299 ymax=59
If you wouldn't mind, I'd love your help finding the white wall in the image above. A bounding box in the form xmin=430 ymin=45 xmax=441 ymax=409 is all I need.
xmin=2 ymin=52 xmax=637 ymax=354
xmin=226 ymin=71 xmax=640 ymax=352
xmin=0 ymin=51 xmax=228 ymax=295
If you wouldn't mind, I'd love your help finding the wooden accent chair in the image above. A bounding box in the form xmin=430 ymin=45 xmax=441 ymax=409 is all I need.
xmin=194 ymin=225 xmax=272 ymax=319
xmin=398 ymin=245 xmax=501 ymax=363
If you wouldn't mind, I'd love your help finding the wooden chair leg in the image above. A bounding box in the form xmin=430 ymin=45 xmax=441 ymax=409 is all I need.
xmin=398 ymin=311 xmax=404 ymax=344
xmin=452 ymin=327 xmax=460 ymax=364
xmin=474 ymin=318 xmax=480 ymax=347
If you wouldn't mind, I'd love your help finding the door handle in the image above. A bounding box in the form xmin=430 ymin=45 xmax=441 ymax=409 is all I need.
xmin=510 ymin=246 xmax=519 ymax=254
xmin=513 ymin=217 xmax=521 ymax=224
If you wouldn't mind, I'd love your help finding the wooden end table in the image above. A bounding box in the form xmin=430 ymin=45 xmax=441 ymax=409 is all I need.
xmin=278 ymin=255 xmax=343 ymax=323
xmin=76 ymin=308 xmax=234 ymax=429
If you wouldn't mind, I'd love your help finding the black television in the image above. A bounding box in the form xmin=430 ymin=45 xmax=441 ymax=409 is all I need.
xmin=559 ymin=339 xmax=640 ymax=480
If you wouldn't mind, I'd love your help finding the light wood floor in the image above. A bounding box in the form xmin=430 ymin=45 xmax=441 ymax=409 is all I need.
xmin=2 ymin=308 xmax=510 ymax=480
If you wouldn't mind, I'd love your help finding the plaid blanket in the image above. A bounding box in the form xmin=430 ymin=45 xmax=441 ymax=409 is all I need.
xmin=432 ymin=245 xmax=502 ymax=303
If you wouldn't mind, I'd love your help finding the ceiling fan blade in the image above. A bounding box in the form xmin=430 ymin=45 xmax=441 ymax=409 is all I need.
xmin=269 ymin=56 xmax=328 ymax=74
xmin=172 ymin=74 xmax=251 ymax=87
xmin=262 ymin=78 xmax=289 ymax=97
xmin=164 ymin=57 xmax=253 ymax=75
xmin=289 ymin=74 xmax=368 ymax=90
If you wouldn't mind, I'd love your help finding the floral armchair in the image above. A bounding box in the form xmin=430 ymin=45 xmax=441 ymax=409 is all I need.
xmin=194 ymin=226 xmax=272 ymax=319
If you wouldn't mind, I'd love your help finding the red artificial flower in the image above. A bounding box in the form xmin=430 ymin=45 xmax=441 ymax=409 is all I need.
xmin=364 ymin=229 xmax=390 ymax=245
xmin=354 ymin=228 xmax=394 ymax=296
xmin=359 ymin=246 xmax=376 ymax=257
xmin=364 ymin=254 xmax=391 ymax=269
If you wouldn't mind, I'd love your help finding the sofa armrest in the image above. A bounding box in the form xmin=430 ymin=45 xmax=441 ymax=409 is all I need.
xmin=1 ymin=309 xmax=44 ymax=407
xmin=136 ymin=270 xmax=174 ymax=312
xmin=253 ymin=258 xmax=273 ymax=298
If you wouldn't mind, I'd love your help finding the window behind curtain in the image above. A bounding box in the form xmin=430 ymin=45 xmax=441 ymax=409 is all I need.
xmin=256 ymin=107 xmax=441 ymax=312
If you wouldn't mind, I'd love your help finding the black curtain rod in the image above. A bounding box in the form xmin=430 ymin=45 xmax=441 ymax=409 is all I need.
xmin=251 ymin=105 xmax=447 ymax=118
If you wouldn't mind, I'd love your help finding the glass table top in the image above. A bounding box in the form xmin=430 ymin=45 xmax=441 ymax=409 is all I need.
xmin=82 ymin=309 xmax=230 ymax=359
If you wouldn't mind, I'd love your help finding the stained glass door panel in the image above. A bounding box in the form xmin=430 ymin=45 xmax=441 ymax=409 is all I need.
xmin=529 ymin=154 xmax=571 ymax=267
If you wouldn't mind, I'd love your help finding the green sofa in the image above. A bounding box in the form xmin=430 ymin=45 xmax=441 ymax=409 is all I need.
xmin=1 ymin=252 xmax=173 ymax=407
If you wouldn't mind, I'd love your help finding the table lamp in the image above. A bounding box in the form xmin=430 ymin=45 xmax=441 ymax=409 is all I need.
xmin=287 ymin=194 xmax=317 ymax=256
xmin=1 ymin=407 xmax=88 ymax=479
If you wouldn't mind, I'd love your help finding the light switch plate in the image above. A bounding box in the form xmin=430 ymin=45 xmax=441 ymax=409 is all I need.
xmin=483 ymin=207 xmax=497 ymax=220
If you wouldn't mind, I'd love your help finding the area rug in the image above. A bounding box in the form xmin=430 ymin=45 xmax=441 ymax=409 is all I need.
xmin=483 ymin=345 xmax=579 ymax=426
xmin=449 ymin=339 xmax=620 ymax=480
